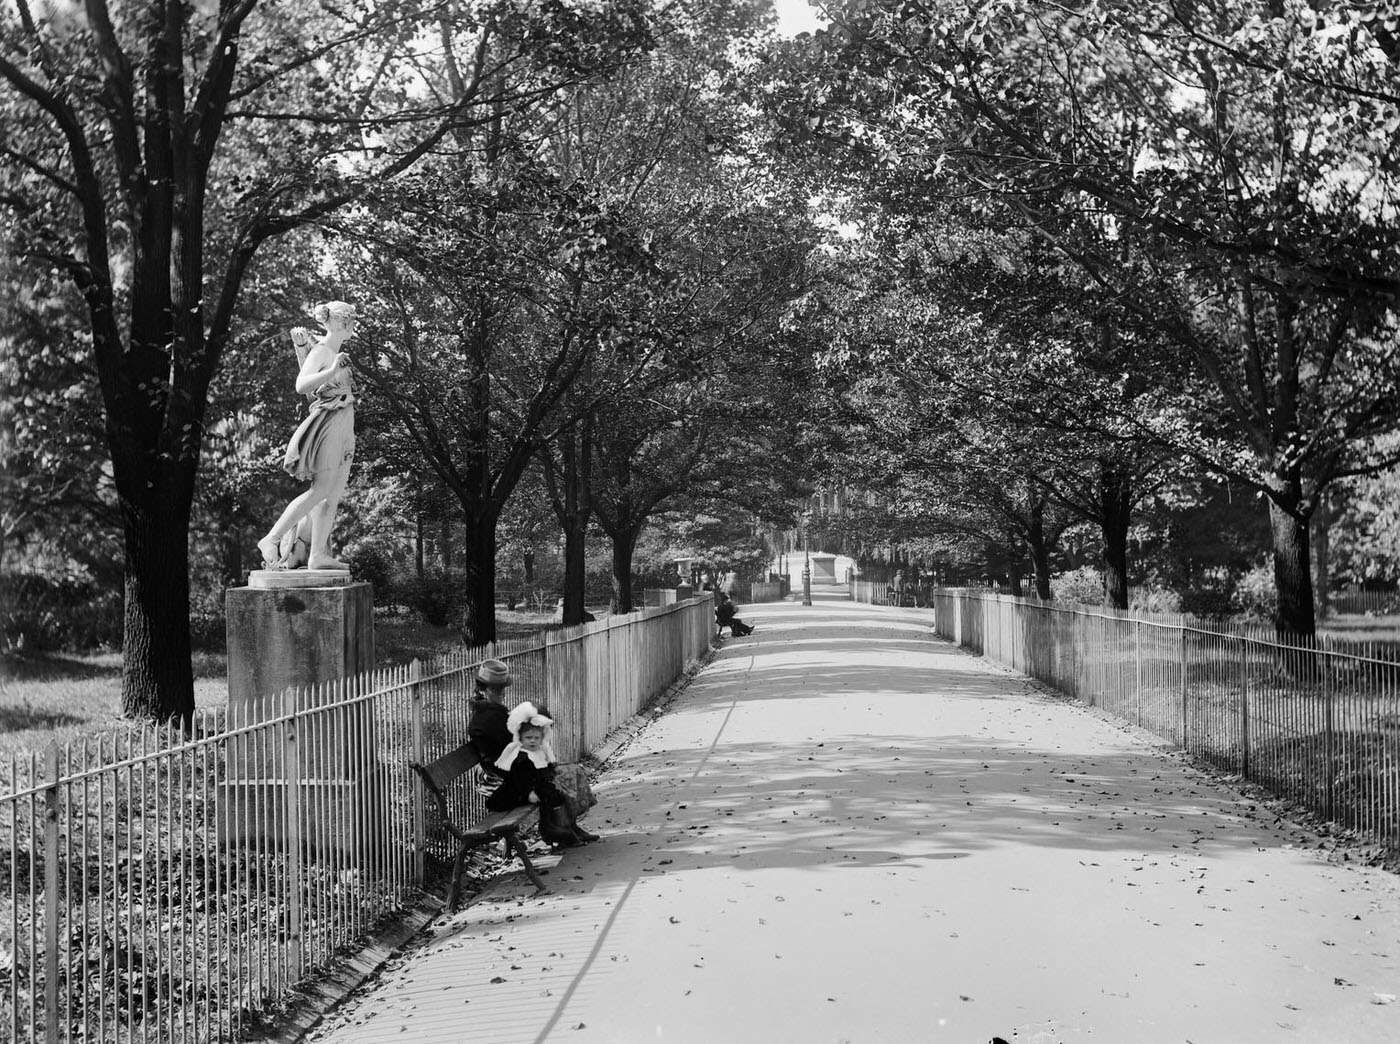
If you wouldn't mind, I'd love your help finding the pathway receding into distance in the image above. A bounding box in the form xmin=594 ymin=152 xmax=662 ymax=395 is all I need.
xmin=306 ymin=589 xmax=1400 ymax=1044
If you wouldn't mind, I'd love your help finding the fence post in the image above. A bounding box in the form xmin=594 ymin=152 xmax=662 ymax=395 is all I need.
xmin=409 ymin=659 xmax=425 ymax=886
xmin=1321 ymin=636 xmax=1334 ymax=821
xmin=1179 ymin=620 xmax=1189 ymax=750
xmin=44 ymin=743 xmax=60 ymax=1044
xmin=1239 ymin=635 xmax=1250 ymax=778
xmin=1134 ymin=618 xmax=1144 ymax=727
xmin=283 ymin=687 xmax=304 ymax=985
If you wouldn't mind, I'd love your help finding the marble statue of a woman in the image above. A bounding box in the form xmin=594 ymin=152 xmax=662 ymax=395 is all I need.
xmin=257 ymin=300 xmax=357 ymax=571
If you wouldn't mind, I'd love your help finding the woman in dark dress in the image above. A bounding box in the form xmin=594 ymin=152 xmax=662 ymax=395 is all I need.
xmin=467 ymin=659 xmax=513 ymax=761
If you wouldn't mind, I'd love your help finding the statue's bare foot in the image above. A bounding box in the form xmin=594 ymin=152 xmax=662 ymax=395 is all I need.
xmin=307 ymin=554 xmax=349 ymax=571
xmin=257 ymin=535 xmax=282 ymax=568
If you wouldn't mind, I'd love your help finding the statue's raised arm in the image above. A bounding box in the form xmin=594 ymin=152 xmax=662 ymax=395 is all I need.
xmin=290 ymin=326 xmax=313 ymax=369
xmin=257 ymin=301 xmax=358 ymax=572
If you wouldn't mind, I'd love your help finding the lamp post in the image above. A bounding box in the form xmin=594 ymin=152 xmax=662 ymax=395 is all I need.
xmin=802 ymin=551 xmax=812 ymax=606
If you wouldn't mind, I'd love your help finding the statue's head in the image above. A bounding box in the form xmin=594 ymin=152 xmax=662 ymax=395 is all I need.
xmin=313 ymin=300 xmax=357 ymax=334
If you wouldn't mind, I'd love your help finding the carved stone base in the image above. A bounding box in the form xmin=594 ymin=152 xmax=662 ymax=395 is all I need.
xmin=221 ymin=580 xmax=377 ymax=856
xmin=248 ymin=567 xmax=353 ymax=589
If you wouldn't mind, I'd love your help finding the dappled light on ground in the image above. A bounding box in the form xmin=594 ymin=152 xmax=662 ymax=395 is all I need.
xmin=308 ymin=596 xmax=1400 ymax=1044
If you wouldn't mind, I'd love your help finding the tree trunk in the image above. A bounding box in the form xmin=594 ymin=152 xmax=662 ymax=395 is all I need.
xmin=1028 ymin=543 xmax=1052 ymax=599
xmin=1312 ymin=491 xmax=1332 ymax=621
xmin=558 ymin=435 xmax=591 ymax=626
xmin=1269 ymin=495 xmax=1316 ymax=638
xmin=1027 ymin=497 xmax=1053 ymax=600
xmin=415 ymin=512 xmax=424 ymax=578
xmin=610 ymin=527 xmax=640 ymax=613
xmin=561 ymin=512 xmax=588 ymax=624
xmin=121 ymin=502 xmax=195 ymax=724
xmin=544 ymin=417 xmax=593 ymax=627
xmin=460 ymin=514 xmax=498 ymax=646
xmin=1100 ymin=461 xmax=1132 ymax=610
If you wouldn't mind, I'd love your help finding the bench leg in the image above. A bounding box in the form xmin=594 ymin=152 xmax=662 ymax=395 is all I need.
xmin=446 ymin=846 xmax=469 ymax=913
xmin=505 ymin=833 xmax=549 ymax=894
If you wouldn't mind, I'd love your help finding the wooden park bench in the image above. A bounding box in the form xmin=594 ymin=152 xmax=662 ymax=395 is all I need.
xmin=411 ymin=742 xmax=549 ymax=911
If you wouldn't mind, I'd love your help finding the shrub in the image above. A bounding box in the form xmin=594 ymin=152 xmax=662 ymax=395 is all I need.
xmin=0 ymin=569 xmax=122 ymax=652
xmin=400 ymin=569 xmax=463 ymax=627
xmin=1053 ymin=566 xmax=1105 ymax=607
xmin=1178 ymin=576 xmax=1238 ymax=620
xmin=1233 ymin=562 xmax=1278 ymax=623
xmin=346 ymin=542 xmax=398 ymax=607
xmin=1130 ymin=587 xmax=1181 ymax=614
xmin=584 ymin=564 xmax=616 ymax=605
xmin=189 ymin=595 xmax=227 ymax=653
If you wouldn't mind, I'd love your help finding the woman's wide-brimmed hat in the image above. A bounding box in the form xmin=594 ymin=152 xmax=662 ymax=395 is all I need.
xmin=475 ymin=659 xmax=512 ymax=687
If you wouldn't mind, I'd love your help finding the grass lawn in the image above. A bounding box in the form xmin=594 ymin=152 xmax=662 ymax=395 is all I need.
xmin=0 ymin=606 xmax=606 ymax=758
xmin=1321 ymin=612 xmax=1400 ymax=635
xmin=1319 ymin=613 xmax=1400 ymax=659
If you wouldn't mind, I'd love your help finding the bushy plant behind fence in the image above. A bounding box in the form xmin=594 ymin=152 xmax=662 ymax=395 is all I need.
xmin=0 ymin=597 xmax=713 ymax=1044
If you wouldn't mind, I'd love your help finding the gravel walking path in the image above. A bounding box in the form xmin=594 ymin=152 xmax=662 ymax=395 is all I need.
xmin=304 ymin=592 xmax=1400 ymax=1044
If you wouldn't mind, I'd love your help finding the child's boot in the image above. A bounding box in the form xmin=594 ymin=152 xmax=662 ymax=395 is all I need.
xmin=540 ymin=804 xmax=580 ymax=847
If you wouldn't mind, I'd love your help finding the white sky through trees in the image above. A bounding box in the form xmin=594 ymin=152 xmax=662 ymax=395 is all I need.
xmin=774 ymin=0 xmax=825 ymax=36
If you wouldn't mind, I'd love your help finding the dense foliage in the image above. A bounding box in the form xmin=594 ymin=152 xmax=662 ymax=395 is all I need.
xmin=5 ymin=1 xmax=1398 ymax=709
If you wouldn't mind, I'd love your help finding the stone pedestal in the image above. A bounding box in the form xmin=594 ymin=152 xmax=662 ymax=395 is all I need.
xmin=808 ymin=553 xmax=838 ymax=584
xmin=228 ymin=573 xmax=373 ymax=700
xmin=221 ymin=576 xmax=380 ymax=860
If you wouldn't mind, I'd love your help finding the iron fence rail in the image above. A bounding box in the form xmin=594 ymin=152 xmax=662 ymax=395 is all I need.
xmin=1 ymin=598 xmax=713 ymax=1044
xmin=929 ymin=590 xmax=1399 ymax=852
xmin=850 ymin=580 xmax=890 ymax=605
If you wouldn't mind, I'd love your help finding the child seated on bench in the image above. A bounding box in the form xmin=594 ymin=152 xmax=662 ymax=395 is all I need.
xmin=488 ymin=702 xmax=599 ymax=846
xmin=714 ymin=591 xmax=754 ymax=637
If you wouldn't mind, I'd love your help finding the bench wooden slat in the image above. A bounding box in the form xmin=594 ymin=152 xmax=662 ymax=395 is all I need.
xmin=416 ymin=742 xmax=480 ymax=794
xmin=410 ymin=743 xmax=547 ymax=908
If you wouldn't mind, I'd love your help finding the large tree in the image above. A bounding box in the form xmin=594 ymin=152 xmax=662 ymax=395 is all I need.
xmin=347 ymin=163 xmax=660 ymax=643
xmin=0 ymin=0 xmax=652 ymax=717
xmin=796 ymin=227 xmax=1175 ymax=605
xmin=760 ymin=0 xmax=1400 ymax=635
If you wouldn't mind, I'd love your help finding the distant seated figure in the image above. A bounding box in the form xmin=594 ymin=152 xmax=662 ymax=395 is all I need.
xmin=714 ymin=591 xmax=754 ymax=638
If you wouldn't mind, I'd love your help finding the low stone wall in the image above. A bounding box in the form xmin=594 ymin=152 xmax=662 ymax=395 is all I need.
xmin=644 ymin=588 xmax=680 ymax=606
